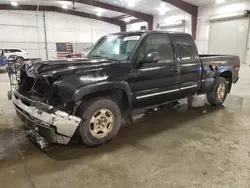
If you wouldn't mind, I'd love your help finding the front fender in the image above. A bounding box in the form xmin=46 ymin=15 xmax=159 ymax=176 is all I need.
xmin=73 ymin=81 xmax=133 ymax=109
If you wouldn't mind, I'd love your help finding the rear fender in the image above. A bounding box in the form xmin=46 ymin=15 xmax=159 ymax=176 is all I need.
xmin=214 ymin=66 xmax=233 ymax=92
xmin=215 ymin=66 xmax=233 ymax=78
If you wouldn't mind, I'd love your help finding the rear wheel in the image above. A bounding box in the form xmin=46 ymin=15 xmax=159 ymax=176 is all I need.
xmin=207 ymin=77 xmax=228 ymax=105
xmin=78 ymin=98 xmax=122 ymax=146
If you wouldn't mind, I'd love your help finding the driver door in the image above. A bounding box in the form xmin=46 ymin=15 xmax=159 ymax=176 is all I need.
xmin=129 ymin=33 xmax=180 ymax=108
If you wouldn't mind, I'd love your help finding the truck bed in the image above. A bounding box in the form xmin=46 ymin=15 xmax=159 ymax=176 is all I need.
xmin=198 ymin=54 xmax=240 ymax=95
xmin=200 ymin=54 xmax=240 ymax=69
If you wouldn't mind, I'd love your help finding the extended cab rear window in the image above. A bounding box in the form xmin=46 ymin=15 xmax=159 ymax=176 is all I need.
xmin=172 ymin=34 xmax=197 ymax=60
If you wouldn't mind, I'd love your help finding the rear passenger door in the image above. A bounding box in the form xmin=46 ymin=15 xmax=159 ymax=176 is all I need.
xmin=172 ymin=34 xmax=202 ymax=98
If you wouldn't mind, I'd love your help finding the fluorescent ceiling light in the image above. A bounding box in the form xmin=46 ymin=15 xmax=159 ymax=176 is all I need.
xmin=216 ymin=0 xmax=226 ymax=4
xmin=159 ymin=11 xmax=166 ymax=16
xmin=96 ymin=12 xmax=102 ymax=16
xmin=157 ymin=3 xmax=170 ymax=16
xmin=58 ymin=1 xmax=71 ymax=5
xmin=125 ymin=17 xmax=130 ymax=22
xmin=95 ymin=8 xmax=104 ymax=12
xmin=128 ymin=2 xmax=135 ymax=7
xmin=11 ymin=2 xmax=18 ymax=6
xmin=62 ymin=4 xmax=68 ymax=9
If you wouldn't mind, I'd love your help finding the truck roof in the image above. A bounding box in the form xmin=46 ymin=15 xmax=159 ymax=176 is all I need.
xmin=112 ymin=31 xmax=191 ymax=36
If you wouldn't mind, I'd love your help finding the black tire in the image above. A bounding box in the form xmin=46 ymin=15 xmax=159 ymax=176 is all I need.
xmin=78 ymin=98 xmax=122 ymax=146
xmin=207 ymin=77 xmax=228 ymax=106
xmin=7 ymin=90 xmax=12 ymax=100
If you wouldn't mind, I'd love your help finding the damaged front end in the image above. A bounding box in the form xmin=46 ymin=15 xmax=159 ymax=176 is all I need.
xmin=12 ymin=61 xmax=82 ymax=150
xmin=13 ymin=92 xmax=81 ymax=145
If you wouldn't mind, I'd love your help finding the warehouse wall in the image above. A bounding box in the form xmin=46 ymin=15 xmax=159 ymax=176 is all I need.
xmin=0 ymin=10 xmax=45 ymax=59
xmin=126 ymin=21 xmax=148 ymax=31
xmin=0 ymin=10 xmax=120 ymax=60
xmin=196 ymin=0 xmax=250 ymax=54
xmin=125 ymin=11 xmax=192 ymax=34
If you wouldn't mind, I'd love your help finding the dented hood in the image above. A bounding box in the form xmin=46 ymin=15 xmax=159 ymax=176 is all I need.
xmin=25 ymin=58 xmax=111 ymax=77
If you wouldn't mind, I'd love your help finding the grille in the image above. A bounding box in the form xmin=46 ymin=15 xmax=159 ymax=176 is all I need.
xmin=19 ymin=75 xmax=51 ymax=102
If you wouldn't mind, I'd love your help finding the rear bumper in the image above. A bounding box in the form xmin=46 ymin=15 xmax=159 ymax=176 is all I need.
xmin=12 ymin=90 xmax=81 ymax=146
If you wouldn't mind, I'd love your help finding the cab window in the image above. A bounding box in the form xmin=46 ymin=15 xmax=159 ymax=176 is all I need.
xmin=141 ymin=34 xmax=174 ymax=62
xmin=172 ymin=34 xmax=197 ymax=60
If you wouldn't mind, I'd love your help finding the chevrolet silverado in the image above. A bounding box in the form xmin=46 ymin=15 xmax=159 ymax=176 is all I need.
xmin=12 ymin=31 xmax=240 ymax=150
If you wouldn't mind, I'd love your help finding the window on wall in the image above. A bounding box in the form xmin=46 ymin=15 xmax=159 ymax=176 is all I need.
xmin=142 ymin=34 xmax=174 ymax=61
xmin=173 ymin=34 xmax=197 ymax=60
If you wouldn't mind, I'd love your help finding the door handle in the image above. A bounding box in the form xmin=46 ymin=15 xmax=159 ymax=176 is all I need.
xmin=172 ymin=67 xmax=179 ymax=72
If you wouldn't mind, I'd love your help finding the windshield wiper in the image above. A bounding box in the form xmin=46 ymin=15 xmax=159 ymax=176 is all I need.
xmin=91 ymin=55 xmax=116 ymax=61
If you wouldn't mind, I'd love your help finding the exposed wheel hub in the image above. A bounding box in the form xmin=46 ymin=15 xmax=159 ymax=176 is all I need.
xmin=217 ymin=83 xmax=226 ymax=101
xmin=89 ymin=109 xmax=114 ymax=138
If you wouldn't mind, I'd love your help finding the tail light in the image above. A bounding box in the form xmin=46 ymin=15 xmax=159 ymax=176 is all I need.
xmin=235 ymin=56 xmax=240 ymax=71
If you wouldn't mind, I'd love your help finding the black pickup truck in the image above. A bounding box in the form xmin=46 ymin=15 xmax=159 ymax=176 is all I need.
xmin=12 ymin=31 xmax=240 ymax=149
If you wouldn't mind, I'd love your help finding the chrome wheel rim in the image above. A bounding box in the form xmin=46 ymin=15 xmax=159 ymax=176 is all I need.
xmin=89 ymin=109 xmax=114 ymax=138
xmin=217 ymin=83 xmax=226 ymax=101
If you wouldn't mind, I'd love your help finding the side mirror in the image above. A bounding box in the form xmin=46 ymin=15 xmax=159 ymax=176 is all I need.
xmin=137 ymin=51 xmax=160 ymax=67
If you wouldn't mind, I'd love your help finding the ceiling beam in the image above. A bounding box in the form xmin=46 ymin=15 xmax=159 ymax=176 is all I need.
xmin=0 ymin=4 xmax=126 ymax=31
xmin=62 ymin=0 xmax=153 ymax=30
xmin=112 ymin=15 xmax=131 ymax=20
xmin=161 ymin=0 xmax=198 ymax=39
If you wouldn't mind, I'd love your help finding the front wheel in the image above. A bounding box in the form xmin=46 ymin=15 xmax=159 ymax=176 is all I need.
xmin=78 ymin=98 xmax=122 ymax=146
xmin=207 ymin=77 xmax=229 ymax=106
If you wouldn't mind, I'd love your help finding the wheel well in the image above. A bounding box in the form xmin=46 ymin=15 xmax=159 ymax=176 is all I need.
xmin=220 ymin=71 xmax=232 ymax=93
xmin=75 ymin=89 xmax=130 ymax=116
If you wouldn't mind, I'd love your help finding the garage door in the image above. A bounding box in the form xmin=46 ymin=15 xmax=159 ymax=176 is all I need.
xmin=208 ymin=18 xmax=249 ymax=64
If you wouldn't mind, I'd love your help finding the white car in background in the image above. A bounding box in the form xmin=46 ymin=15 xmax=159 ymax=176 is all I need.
xmin=4 ymin=48 xmax=30 ymax=62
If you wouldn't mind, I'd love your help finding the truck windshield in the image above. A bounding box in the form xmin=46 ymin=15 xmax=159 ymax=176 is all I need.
xmin=85 ymin=34 xmax=141 ymax=61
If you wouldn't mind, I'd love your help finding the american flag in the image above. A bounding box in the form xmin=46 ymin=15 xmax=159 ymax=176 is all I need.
xmin=56 ymin=43 xmax=73 ymax=59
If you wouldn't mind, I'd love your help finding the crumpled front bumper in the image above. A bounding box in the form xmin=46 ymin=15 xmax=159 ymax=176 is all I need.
xmin=12 ymin=90 xmax=81 ymax=146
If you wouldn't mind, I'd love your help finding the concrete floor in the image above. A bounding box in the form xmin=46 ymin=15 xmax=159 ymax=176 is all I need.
xmin=1 ymin=65 xmax=250 ymax=188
